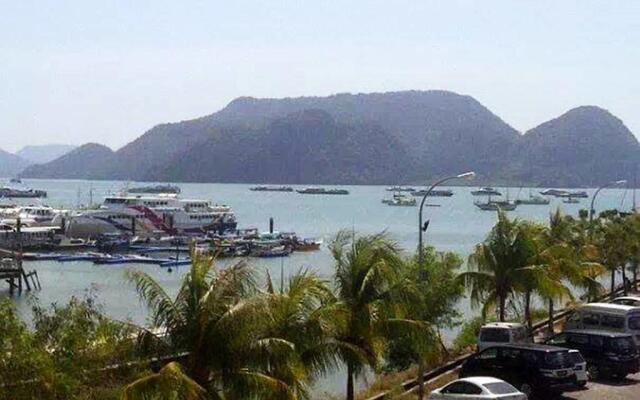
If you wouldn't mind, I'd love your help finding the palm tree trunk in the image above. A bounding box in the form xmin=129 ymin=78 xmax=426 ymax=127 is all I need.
xmin=499 ymin=295 xmax=506 ymax=322
xmin=548 ymin=298 xmax=554 ymax=334
xmin=622 ymin=264 xmax=628 ymax=295
xmin=634 ymin=262 xmax=638 ymax=291
xmin=524 ymin=290 xmax=532 ymax=331
xmin=611 ymin=268 xmax=616 ymax=295
xmin=347 ymin=362 xmax=354 ymax=400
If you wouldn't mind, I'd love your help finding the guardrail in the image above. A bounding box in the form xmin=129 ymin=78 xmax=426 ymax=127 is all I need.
xmin=365 ymin=283 xmax=634 ymax=400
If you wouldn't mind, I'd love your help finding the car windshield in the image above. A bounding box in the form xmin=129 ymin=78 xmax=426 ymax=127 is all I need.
xmin=606 ymin=337 xmax=637 ymax=354
xmin=543 ymin=351 xmax=571 ymax=368
xmin=484 ymin=382 xmax=519 ymax=394
xmin=480 ymin=328 xmax=510 ymax=342
xmin=629 ymin=316 xmax=640 ymax=330
xmin=569 ymin=351 xmax=585 ymax=363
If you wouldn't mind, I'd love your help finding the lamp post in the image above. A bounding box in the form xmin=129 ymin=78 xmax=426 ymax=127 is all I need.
xmin=589 ymin=179 xmax=627 ymax=225
xmin=418 ymin=171 xmax=475 ymax=268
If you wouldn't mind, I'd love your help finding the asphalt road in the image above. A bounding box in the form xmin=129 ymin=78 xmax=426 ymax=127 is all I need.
xmin=553 ymin=372 xmax=640 ymax=400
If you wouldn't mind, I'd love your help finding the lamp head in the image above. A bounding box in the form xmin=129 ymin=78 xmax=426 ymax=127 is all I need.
xmin=457 ymin=171 xmax=476 ymax=179
xmin=615 ymin=180 xmax=627 ymax=185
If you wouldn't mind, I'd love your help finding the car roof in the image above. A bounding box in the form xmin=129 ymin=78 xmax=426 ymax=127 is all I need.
xmin=613 ymin=296 xmax=640 ymax=301
xmin=485 ymin=343 xmax=567 ymax=352
xmin=456 ymin=376 xmax=506 ymax=385
xmin=481 ymin=322 xmax=525 ymax=329
xmin=580 ymin=302 xmax=640 ymax=311
xmin=561 ymin=329 xmax=634 ymax=338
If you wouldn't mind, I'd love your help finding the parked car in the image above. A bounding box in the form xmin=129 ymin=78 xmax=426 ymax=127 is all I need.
xmin=564 ymin=303 xmax=640 ymax=345
xmin=459 ymin=344 xmax=575 ymax=397
xmin=477 ymin=322 xmax=531 ymax=351
xmin=611 ymin=296 xmax=640 ymax=307
xmin=569 ymin=349 xmax=588 ymax=386
xmin=428 ymin=376 xmax=527 ymax=399
xmin=545 ymin=329 xmax=640 ymax=380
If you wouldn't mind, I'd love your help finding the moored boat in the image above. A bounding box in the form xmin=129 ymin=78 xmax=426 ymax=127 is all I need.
xmin=0 ymin=187 xmax=47 ymax=198
xmin=515 ymin=195 xmax=550 ymax=205
xmin=386 ymin=186 xmax=415 ymax=192
xmin=540 ymin=189 xmax=570 ymax=197
xmin=471 ymin=187 xmax=502 ymax=196
xmin=474 ymin=200 xmax=517 ymax=211
xmin=249 ymin=186 xmax=294 ymax=192
xmin=410 ymin=189 xmax=454 ymax=197
xmin=128 ymin=184 xmax=181 ymax=194
xmin=296 ymin=187 xmax=349 ymax=195
xmin=382 ymin=194 xmax=417 ymax=206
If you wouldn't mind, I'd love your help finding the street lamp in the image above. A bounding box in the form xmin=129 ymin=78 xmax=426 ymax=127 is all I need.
xmin=589 ymin=179 xmax=627 ymax=225
xmin=418 ymin=171 xmax=475 ymax=268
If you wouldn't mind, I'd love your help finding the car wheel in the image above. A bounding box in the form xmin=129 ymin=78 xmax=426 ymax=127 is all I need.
xmin=587 ymin=365 xmax=600 ymax=380
xmin=519 ymin=383 xmax=533 ymax=397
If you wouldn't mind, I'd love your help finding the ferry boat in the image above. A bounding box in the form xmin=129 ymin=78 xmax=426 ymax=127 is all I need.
xmin=471 ymin=187 xmax=502 ymax=196
xmin=540 ymin=189 xmax=570 ymax=197
xmin=58 ymin=194 xmax=237 ymax=238
xmin=0 ymin=205 xmax=67 ymax=226
xmin=128 ymin=184 xmax=181 ymax=194
xmin=0 ymin=187 xmax=47 ymax=198
xmin=249 ymin=186 xmax=294 ymax=192
xmin=296 ymin=187 xmax=349 ymax=195
xmin=386 ymin=186 xmax=415 ymax=192
xmin=410 ymin=189 xmax=454 ymax=197
xmin=474 ymin=199 xmax=517 ymax=211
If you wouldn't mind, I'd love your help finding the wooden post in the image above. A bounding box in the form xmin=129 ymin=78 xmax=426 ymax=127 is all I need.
xmin=16 ymin=218 xmax=31 ymax=291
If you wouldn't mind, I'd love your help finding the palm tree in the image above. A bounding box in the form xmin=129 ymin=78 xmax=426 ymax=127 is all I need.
xmin=460 ymin=211 xmax=535 ymax=322
xmin=329 ymin=230 xmax=406 ymax=400
xmin=594 ymin=214 xmax=629 ymax=294
xmin=126 ymin=253 xmax=299 ymax=400
xmin=262 ymin=269 xmax=342 ymax=399
xmin=122 ymin=362 xmax=206 ymax=400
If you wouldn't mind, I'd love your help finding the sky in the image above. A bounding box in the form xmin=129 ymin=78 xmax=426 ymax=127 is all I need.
xmin=1 ymin=0 xmax=639 ymax=152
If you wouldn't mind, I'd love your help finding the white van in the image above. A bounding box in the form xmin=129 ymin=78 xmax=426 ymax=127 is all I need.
xmin=477 ymin=322 xmax=531 ymax=351
xmin=564 ymin=303 xmax=640 ymax=345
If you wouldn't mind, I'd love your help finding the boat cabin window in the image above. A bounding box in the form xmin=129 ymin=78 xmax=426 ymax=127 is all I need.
xmin=105 ymin=198 xmax=126 ymax=204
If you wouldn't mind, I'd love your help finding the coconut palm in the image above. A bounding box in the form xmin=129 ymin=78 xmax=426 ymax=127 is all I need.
xmin=594 ymin=213 xmax=629 ymax=294
xmin=122 ymin=362 xmax=206 ymax=400
xmin=126 ymin=253 xmax=299 ymax=400
xmin=329 ymin=230 xmax=407 ymax=400
xmin=460 ymin=211 xmax=535 ymax=322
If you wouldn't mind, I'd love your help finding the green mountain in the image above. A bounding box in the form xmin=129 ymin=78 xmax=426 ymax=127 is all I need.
xmin=19 ymin=91 xmax=640 ymax=187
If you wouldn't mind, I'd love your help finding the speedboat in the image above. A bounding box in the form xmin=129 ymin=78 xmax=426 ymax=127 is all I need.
xmin=471 ymin=187 xmax=502 ymax=196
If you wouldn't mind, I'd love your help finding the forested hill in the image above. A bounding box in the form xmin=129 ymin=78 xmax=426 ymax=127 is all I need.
xmin=19 ymin=91 xmax=640 ymax=187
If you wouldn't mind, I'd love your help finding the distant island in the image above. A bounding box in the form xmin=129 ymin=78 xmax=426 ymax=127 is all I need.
xmin=7 ymin=90 xmax=639 ymax=187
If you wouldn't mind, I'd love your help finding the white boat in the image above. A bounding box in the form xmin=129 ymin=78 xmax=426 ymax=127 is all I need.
xmin=58 ymin=194 xmax=237 ymax=238
xmin=0 ymin=205 xmax=68 ymax=226
xmin=382 ymin=194 xmax=417 ymax=207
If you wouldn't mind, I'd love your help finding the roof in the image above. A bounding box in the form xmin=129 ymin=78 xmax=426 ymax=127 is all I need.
xmin=561 ymin=329 xmax=634 ymax=338
xmin=580 ymin=302 xmax=640 ymax=312
xmin=481 ymin=322 xmax=525 ymax=329
xmin=613 ymin=296 xmax=640 ymax=301
xmin=487 ymin=343 xmax=567 ymax=352
xmin=457 ymin=376 xmax=506 ymax=385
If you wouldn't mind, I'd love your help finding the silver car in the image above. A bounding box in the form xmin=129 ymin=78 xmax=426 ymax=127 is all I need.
xmin=569 ymin=349 xmax=588 ymax=386
xmin=428 ymin=376 xmax=527 ymax=399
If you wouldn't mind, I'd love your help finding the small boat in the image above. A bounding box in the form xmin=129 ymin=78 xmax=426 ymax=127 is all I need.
xmin=94 ymin=254 xmax=168 ymax=265
xmin=249 ymin=186 xmax=294 ymax=192
xmin=539 ymin=189 xmax=570 ymax=197
xmin=254 ymin=245 xmax=292 ymax=258
xmin=471 ymin=187 xmax=502 ymax=196
xmin=9 ymin=178 xmax=22 ymax=184
xmin=127 ymin=184 xmax=181 ymax=194
xmin=474 ymin=200 xmax=517 ymax=211
xmin=382 ymin=194 xmax=417 ymax=207
xmin=22 ymin=252 xmax=63 ymax=261
xmin=0 ymin=187 xmax=47 ymax=198
xmin=296 ymin=187 xmax=349 ymax=195
xmin=563 ymin=197 xmax=580 ymax=204
xmin=293 ymin=238 xmax=322 ymax=251
xmin=160 ymin=259 xmax=192 ymax=267
xmin=410 ymin=189 xmax=454 ymax=197
xmin=57 ymin=252 xmax=107 ymax=262
xmin=515 ymin=195 xmax=550 ymax=205
xmin=386 ymin=186 xmax=415 ymax=192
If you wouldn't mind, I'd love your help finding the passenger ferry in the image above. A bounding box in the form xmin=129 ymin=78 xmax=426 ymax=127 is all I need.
xmin=59 ymin=194 xmax=237 ymax=238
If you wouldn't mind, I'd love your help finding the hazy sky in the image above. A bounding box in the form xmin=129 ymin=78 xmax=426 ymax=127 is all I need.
xmin=1 ymin=1 xmax=639 ymax=152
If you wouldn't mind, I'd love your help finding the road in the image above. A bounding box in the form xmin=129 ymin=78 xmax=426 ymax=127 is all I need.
xmin=556 ymin=372 xmax=640 ymax=400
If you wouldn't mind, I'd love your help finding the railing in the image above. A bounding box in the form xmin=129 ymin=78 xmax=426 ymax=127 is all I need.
xmin=365 ymin=282 xmax=634 ymax=400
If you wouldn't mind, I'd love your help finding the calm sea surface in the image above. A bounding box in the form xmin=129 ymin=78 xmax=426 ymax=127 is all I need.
xmin=1 ymin=179 xmax=633 ymax=396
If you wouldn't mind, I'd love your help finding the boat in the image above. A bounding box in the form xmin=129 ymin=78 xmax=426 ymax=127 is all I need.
xmin=515 ymin=194 xmax=550 ymax=205
xmin=94 ymin=254 xmax=170 ymax=265
xmin=9 ymin=178 xmax=22 ymax=184
xmin=386 ymin=186 xmax=415 ymax=192
xmin=560 ymin=191 xmax=589 ymax=198
xmin=293 ymin=238 xmax=322 ymax=251
xmin=57 ymin=252 xmax=108 ymax=262
xmin=474 ymin=199 xmax=517 ymax=211
xmin=254 ymin=245 xmax=292 ymax=258
xmin=0 ymin=205 xmax=66 ymax=225
xmin=249 ymin=186 xmax=294 ymax=192
xmin=127 ymin=184 xmax=181 ymax=194
xmin=296 ymin=187 xmax=349 ymax=195
xmin=410 ymin=189 xmax=454 ymax=197
xmin=539 ymin=189 xmax=570 ymax=197
xmin=160 ymin=258 xmax=192 ymax=267
xmin=22 ymin=252 xmax=63 ymax=261
xmin=471 ymin=187 xmax=502 ymax=196
xmin=0 ymin=187 xmax=47 ymax=198
xmin=382 ymin=194 xmax=417 ymax=206
xmin=563 ymin=197 xmax=580 ymax=204
xmin=59 ymin=194 xmax=237 ymax=238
